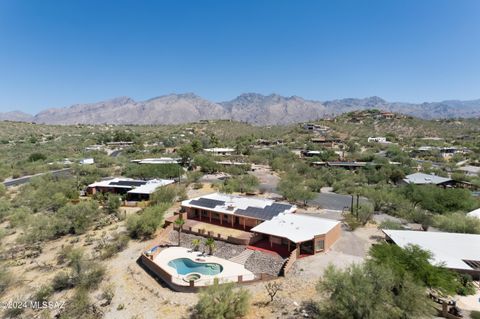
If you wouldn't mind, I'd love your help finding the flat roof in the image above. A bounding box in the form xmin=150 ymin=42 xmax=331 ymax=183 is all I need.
xmin=403 ymin=172 xmax=452 ymax=185
xmin=88 ymin=178 xmax=175 ymax=194
xmin=203 ymin=148 xmax=235 ymax=153
xmin=251 ymin=213 xmax=340 ymax=243
xmin=382 ymin=229 xmax=480 ymax=271
xmin=182 ymin=193 xmax=296 ymax=220
xmin=131 ymin=157 xmax=181 ymax=164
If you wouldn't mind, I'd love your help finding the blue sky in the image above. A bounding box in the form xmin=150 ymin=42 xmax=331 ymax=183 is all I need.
xmin=1 ymin=0 xmax=479 ymax=114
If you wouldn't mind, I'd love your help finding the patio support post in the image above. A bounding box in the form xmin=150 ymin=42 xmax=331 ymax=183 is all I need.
xmin=296 ymin=243 xmax=300 ymax=258
xmin=243 ymin=217 xmax=246 ymax=230
xmin=220 ymin=213 xmax=223 ymax=225
xmin=209 ymin=211 xmax=212 ymax=223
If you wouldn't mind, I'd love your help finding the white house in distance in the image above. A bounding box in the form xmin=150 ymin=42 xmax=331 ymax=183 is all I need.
xmin=383 ymin=229 xmax=480 ymax=279
xmin=203 ymin=148 xmax=235 ymax=156
xmin=131 ymin=158 xmax=181 ymax=165
xmin=86 ymin=177 xmax=175 ymax=201
xmin=368 ymin=137 xmax=387 ymax=143
xmin=80 ymin=158 xmax=95 ymax=165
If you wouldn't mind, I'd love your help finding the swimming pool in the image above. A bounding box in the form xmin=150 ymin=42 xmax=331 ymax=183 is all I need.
xmin=168 ymin=258 xmax=223 ymax=276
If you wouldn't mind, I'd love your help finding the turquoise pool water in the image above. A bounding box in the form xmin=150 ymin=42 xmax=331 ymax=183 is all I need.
xmin=168 ymin=258 xmax=223 ymax=275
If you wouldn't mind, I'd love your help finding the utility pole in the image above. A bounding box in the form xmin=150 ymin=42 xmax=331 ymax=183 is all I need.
xmin=351 ymin=195 xmax=354 ymax=214
xmin=356 ymin=194 xmax=360 ymax=218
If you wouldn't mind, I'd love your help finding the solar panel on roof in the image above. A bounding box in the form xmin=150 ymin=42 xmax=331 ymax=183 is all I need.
xmin=110 ymin=180 xmax=147 ymax=187
xmin=189 ymin=198 xmax=225 ymax=209
xmin=235 ymin=203 xmax=292 ymax=220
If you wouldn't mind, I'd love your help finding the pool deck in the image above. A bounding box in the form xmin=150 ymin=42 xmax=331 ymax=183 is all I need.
xmin=152 ymin=247 xmax=255 ymax=287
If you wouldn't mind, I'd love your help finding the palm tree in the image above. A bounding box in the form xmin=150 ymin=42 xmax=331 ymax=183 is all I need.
xmin=174 ymin=217 xmax=185 ymax=246
xmin=205 ymin=237 xmax=216 ymax=255
xmin=192 ymin=239 xmax=201 ymax=251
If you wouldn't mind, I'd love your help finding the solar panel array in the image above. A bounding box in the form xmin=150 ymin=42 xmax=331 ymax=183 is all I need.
xmin=110 ymin=180 xmax=147 ymax=187
xmin=189 ymin=198 xmax=226 ymax=209
xmin=235 ymin=203 xmax=292 ymax=221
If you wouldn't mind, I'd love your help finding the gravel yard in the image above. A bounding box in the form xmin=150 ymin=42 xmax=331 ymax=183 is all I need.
xmin=244 ymin=250 xmax=285 ymax=276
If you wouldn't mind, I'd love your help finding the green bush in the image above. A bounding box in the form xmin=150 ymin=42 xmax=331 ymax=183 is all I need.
xmin=471 ymin=311 xmax=480 ymax=319
xmin=379 ymin=220 xmax=405 ymax=230
xmin=194 ymin=282 xmax=251 ymax=319
xmin=123 ymin=163 xmax=181 ymax=179
xmin=0 ymin=266 xmax=12 ymax=296
xmin=28 ymin=152 xmax=47 ymax=162
xmin=33 ymin=284 xmax=54 ymax=303
xmin=100 ymin=232 xmax=130 ymax=259
xmin=369 ymin=243 xmax=461 ymax=294
xmin=433 ymin=212 xmax=480 ymax=234
xmin=316 ymin=263 xmax=433 ymax=319
xmin=127 ymin=204 xmax=168 ymax=239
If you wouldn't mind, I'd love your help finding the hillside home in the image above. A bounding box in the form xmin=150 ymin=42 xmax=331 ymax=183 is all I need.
xmin=86 ymin=178 xmax=175 ymax=201
xmin=203 ymin=147 xmax=235 ymax=156
xmin=180 ymin=193 xmax=341 ymax=257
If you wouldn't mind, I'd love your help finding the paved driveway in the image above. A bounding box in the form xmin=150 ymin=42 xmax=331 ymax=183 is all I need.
xmin=3 ymin=168 xmax=72 ymax=187
xmin=307 ymin=192 xmax=364 ymax=211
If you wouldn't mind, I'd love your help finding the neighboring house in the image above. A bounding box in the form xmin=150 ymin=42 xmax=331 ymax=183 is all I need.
xmin=80 ymin=158 xmax=95 ymax=165
xmin=368 ymin=137 xmax=387 ymax=143
xmin=310 ymin=137 xmax=343 ymax=148
xmin=180 ymin=193 xmax=341 ymax=257
xmin=458 ymin=165 xmax=480 ymax=177
xmin=301 ymin=150 xmax=322 ymax=158
xmin=311 ymin=161 xmax=369 ymax=170
xmin=383 ymin=229 xmax=480 ymax=279
xmin=467 ymin=208 xmax=480 ymax=219
xmin=401 ymin=173 xmax=455 ymax=187
xmin=203 ymin=148 xmax=235 ymax=156
xmin=86 ymin=178 xmax=175 ymax=201
xmin=131 ymin=157 xmax=181 ymax=165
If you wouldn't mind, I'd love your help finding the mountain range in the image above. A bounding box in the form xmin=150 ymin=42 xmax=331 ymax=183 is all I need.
xmin=1 ymin=93 xmax=480 ymax=125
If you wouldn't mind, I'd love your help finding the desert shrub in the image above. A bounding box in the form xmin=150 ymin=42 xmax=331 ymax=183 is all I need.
xmin=33 ymin=284 xmax=54 ymax=303
xmin=471 ymin=311 xmax=480 ymax=319
xmin=105 ymin=194 xmax=121 ymax=215
xmin=379 ymin=220 xmax=405 ymax=230
xmin=432 ymin=212 xmax=480 ymax=234
xmin=0 ymin=266 xmax=12 ymax=296
xmin=369 ymin=243 xmax=461 ymax=294
xmin=28 ymin=152 xmax=47 ymax=162
xmin=150 ymin=184 xmax=189 ymax=205
xmin=123 ymin=163 xmax=181 ymax=179
xmin=100 ymin=232 xmax=130 ymax=259
xmin=316 ymin=263 xmax=433 ymax=319
xmin=220 ymin=174 xmax=259 ymax=194
xmin=52 ymin=271 xmax=74 ymax=291
xmin=58 ymin=288 xmax=101 ymax=319
xmin=53 ymin=248 xmax=105 ymax=292
xmin=127 ymin=204 xmax=168 ymax=239
xmin=193 ymin=282 xmax=251 ymax=319
xmin=400 ymin=184 xmax=476 ymax=213
xmin=14 ymin=175 xmax=78 ymax=212
xmin=54 ymin=201 xmax=99 ymax=235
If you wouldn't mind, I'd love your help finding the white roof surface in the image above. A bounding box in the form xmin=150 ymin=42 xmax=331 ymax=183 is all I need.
xmin=127 ymin=179 xmax=175 ymax=194
xmin=88 ymin=178 xmax=174 ymax=194
xmin=403 ymin=172 xmax=451 ymax=185
xmin=203 ymin=148 xmax=235 ymax=153
xmin=251 ymin=213 xmax=340 ymax=243
xmin=131 ymin=157 xmax=180 ymax=164
xmin=383 ymin=229 xmax=480 ymax=271
xmin=182 ymin=192 xmax=296 ymax=216
xmin=467 ymin=208 xmax=480 ymax=219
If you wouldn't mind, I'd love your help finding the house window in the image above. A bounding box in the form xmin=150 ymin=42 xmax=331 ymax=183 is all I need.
xmin=315 ymin=239 xmax=325 ymax=252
